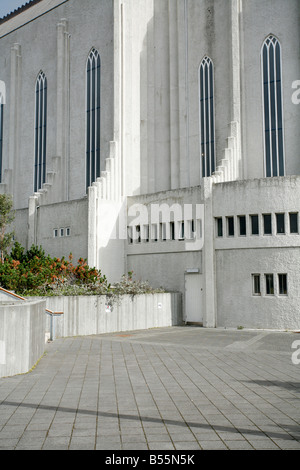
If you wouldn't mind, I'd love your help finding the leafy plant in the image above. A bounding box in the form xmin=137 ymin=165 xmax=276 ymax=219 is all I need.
xmin=0 ymin=243 xmax=165 ymax=300
xmin=105 ymin=272 xmax=165 ymax=309
xmin=0 ymin=242 xmax=109 ymax=296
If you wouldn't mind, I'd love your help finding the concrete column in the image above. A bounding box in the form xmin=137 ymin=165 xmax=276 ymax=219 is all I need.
xmin=154 ymin=0 xmax=171 ymax=193
xmin=202 ymin=178 xmax=216 ymax=328
xmin=230 ymin=0 xmax=242 ymax=179
xmin=168 ymin=0 xmax=180 ymax=190
xmin=56 ymin=19 xmax=70 ymax=201
xmin=9 ymin=44 xmax=21 ymax=198
xmin=177 ymin=0 xmax=189 ymax=189
xmin=28 ymin=195 xmax=39 ymax=248
xmin=87 ymin=184 xmax=97 ymax=269
xmin=146 ymin=0 xmax=156 ymax=194
xmin=113 ymin=0 xmax=123 ymax=200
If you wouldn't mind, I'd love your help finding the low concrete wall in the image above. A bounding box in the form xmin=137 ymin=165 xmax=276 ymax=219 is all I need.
xmin=37 ymin=293 xmax=182 ymax=339
xmin=0 ymin=299 xmax=46 ymax=378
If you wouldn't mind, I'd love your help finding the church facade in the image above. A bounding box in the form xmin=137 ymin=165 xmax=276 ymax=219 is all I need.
xmin=0 ymin=0 xmax=299 ymax=329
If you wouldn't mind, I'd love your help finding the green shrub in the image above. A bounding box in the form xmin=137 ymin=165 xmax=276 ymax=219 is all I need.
xmin=0 ymin=243 xmax=165 ymax=298
xmin=0 ymin=242 xmax=109 ymax=296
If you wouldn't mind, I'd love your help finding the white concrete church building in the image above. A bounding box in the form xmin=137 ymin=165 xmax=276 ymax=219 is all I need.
xmin=0 ymin=0 xmax=299 ymax=330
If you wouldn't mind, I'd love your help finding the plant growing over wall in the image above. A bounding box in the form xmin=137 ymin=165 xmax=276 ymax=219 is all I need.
xmin=0 ymin=194 xmax=15 ymax=263
xmin=0 ymin=243 xmax=165 ymax=299
xmin=104 ymin=271 xmax=165 ymax=310
xmin=0 ymin=242 xmax=109 ymax=295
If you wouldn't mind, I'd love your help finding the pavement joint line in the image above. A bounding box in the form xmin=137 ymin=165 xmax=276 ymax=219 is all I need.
xmin=0 ymin=327 xmax=299 ymax=450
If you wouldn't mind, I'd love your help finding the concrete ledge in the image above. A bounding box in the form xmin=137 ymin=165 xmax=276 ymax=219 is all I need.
xmin=0 ymin=299 xmax=46 ymax=378
xmin=33 ymin=293 xmax=182 ymax=339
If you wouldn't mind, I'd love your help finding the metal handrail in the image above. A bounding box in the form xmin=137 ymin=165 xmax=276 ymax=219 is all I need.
xmin=0 ymin=287 xmax=64 ymax=341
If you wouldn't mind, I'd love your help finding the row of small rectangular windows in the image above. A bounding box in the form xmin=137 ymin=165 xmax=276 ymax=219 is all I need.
xmin=53 ymin=228 xmax=71 ymax=238
xmin=128 ymin=220 xmax=201 ymax=244
xmin=216 ymin=212 xmax=299 ymax=238
xmin=252 ymin=273 xmax=287 ymax=296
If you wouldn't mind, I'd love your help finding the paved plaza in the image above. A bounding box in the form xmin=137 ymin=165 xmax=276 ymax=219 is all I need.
xmin=0 ymin=326 xmax=299 ymax=450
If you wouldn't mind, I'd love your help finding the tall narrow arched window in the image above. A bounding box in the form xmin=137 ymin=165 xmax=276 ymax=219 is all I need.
xmin=199 ymin=56 xmax=215 ymax=178
xmin=34 ymin=71 xmax=47 ymax=192
xmin=86 ymin=48 xmax=101 ymax=190
xmin=261 ymin=35 xmax=285 ymax=177
xmin=0 ymin=93 xmax=3 ymax=183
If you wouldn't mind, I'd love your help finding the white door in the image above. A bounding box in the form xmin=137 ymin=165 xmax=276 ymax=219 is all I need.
xmin=185 ymin=273 xmax=203 ymax=324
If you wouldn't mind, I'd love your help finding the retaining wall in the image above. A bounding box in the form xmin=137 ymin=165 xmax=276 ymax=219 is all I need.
xmin=39 ymin=293 xmax=182 ymax=339
xmin=0 ymin=299 xmax=46 ymax=378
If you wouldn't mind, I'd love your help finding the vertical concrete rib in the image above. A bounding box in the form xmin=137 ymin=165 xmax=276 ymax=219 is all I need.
xmin=168 ymin=0 xmax=180 ymax=190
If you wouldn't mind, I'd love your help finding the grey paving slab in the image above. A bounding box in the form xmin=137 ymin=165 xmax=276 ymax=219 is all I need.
xmin=0 ymin=326 xmax=299 ymax=450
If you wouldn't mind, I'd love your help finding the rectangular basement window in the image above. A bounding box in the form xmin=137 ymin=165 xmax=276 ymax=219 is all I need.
xmin=170 ymin=221 xmax=175 ymax=241
xmin=250 ymin=215 xmax=259 ymax=235
xmin=143 ymin=224 xmax=149 ymax=242
xmin=278 ymin=274 xmax=288 ymax=296
xmin=187 ymin=220 xmax=195 ymax=239
xmin=227 ymin=216 xmax=234 ymax=237
xmin=276 ymin=213 xmax=285 ymax=234
xmin=160 ymin=223 xmax=167 ymax=241
xmin=135 ymin=225 xmax=141 ymax=243
xmin=127 ymin=226 xmax=133 ymax=244
xmin=265 ymin=274 xmax=274 ymax=295
xmin=178 ymin=221 xmax=185 ymax=240
xmin=263 ymin=214 xmax=272 ymax=235
xmin=151 ymin=224 xmax=158 ymax=242
xmin=216 ymin=217 xmax=223 ymax=237
xmin=252 ymin=274 xmax=261 ymax=296
xmin=238 ymin=215 xmax=246 ymax=236
xmin=289 ymin=213 xmax=298 ymax=234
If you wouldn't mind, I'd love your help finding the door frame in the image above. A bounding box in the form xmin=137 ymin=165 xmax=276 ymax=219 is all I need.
xmin=184 ymin=270 xmax=203 ymax=326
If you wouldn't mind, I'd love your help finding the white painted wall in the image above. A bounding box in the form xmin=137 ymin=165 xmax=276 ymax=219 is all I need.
xmin=35 ymin=293 xmax=182 ymax=338
xmin=0 ymin=0 xmax=114 ymax=208
xmin=213 ymin=177 xmax=300 ymax=329
xmin=0 ymin=299 xmax=46 ymax=378
xmin=216 ymin=248 xmax=300 ymax=330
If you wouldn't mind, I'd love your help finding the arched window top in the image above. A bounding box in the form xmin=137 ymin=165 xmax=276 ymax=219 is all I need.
xmin=262 ymin=34 xmax=280 ymax=48
xmin=36 ymin=71 xmax=47 ymax=92
xmin=87 ymin=48 xmax=101 ymax=67
xmin=88 ymin=47 xmax=100 ymax=58
xmin=200 ymin=56 xmax=213 ymax=67
xmin=37 ymin=70 xmax=46 ymax=79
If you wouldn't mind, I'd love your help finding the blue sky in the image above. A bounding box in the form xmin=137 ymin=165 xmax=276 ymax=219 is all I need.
xmin=0 ymin=0 xmax=28 ymax=18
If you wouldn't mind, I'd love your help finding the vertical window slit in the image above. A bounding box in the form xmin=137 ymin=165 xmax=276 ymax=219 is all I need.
xmin=199 ymin=57 xmax=215 ymax=177
xmin=34 ymin=72 xmax=47 ymax=192
xmin=86 ymin=48 xmax=101 ymax=190
xmin=262 ymin=35 xmax=285 ymax=177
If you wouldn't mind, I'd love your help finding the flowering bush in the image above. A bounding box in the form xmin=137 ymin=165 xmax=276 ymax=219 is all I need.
xmin=0 ymin=242 xmax=109 ymax=296
xmin=0 ymin=243 xmax=165 ymax=298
